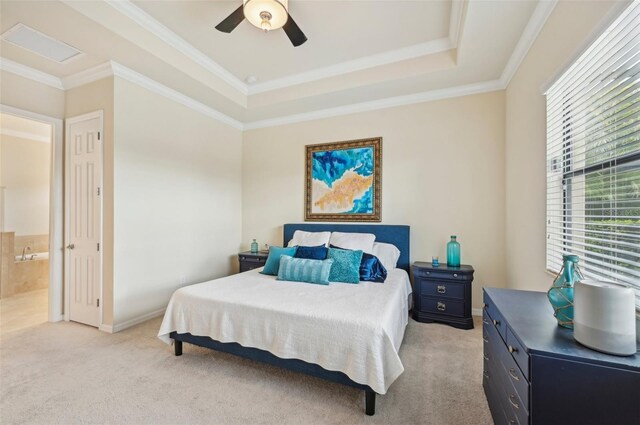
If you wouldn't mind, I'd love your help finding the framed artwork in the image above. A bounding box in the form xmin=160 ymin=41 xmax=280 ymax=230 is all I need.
xmin=305 ymin=137 xmax=382 ymax=222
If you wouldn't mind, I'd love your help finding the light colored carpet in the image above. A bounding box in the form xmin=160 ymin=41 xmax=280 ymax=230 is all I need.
xmin=0 ymin=315 xmax=491 ymax=425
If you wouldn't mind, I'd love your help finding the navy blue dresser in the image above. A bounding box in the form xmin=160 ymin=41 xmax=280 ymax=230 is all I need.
xmin=483 ymin=288 xmax=640 ymax=425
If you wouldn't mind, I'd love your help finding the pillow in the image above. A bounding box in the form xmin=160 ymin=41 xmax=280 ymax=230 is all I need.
xmin=294 ymin=245 xmax=328 ymax=260
xmin=328 ymin=248 xmax=363 ymax=284
xmin=261 ymin=246 xmax=297 ymax=276
xmin=277 ymin=255 xmax=333 ymax=285
xmin=359 ymin=252 xmax=388 ymax=283
xmin=372 ymin=242 xmax=401 ymax=271
xmin=330 ymin=245 xmax=387 ymax=283
xmin=329 ymin=232 xmax=375 ymax=253
xmin=287 ymin=230 xmax=331 ymax=247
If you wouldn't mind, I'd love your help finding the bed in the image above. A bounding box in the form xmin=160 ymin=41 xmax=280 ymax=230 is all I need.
xmin=158 ymin=223 xmax=411 ymax=415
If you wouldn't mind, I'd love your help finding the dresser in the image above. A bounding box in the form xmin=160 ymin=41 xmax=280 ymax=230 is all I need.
xmin=238 ymin=251 xmax=268 ymax=272
xmin=412 ymin=263 xmax=474 ymax=329
xmin=483 ymin=288 xmax=640 ymax=425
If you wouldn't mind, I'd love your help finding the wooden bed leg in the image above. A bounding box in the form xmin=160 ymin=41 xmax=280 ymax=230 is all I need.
xmin=174 ymin=340 xmax=182 ymax=356
xmin=365 ymin=390 xmax=376 ymax=416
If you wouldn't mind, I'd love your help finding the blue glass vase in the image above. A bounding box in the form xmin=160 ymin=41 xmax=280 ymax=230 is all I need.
xmin=251 ymin=239 xmax=258 ymax=254
xmin=447 ymin=236 xmax=460 ymax=267
xmin=547 ymin=254 xmax=583 ymax=329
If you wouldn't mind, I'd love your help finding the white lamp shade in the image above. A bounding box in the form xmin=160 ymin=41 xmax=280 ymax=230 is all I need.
xmin=243 ymin=0 xmax=289 ymax=30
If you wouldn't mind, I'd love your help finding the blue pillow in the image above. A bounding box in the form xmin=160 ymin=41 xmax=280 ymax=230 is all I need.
xmin=294 ymin=245 xmax=328 ymax=260
xmin=277 ymin=255 xmax=333 ymax=285
xmin=330 ymin=245 xmax=387 ymax=282
xmin=328 ymin=248 xmax=363 ymax=284
xmin=360 ymin=252 xmax=388 ymax=283
xmin=261 ymin=246 xmax=297 ymax=276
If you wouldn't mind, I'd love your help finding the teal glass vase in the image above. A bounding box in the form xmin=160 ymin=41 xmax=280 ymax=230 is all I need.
xmin=250 ymin=239 xmax=258 ymax=254
xmin=446 ymin=236 xmax=460 ymax=267
xmin=547 ymin=254 xmax=583 ymax=329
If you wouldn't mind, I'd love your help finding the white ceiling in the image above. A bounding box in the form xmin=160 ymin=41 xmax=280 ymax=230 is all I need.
xmin=0 ymin=0 xmax=552 ymax=128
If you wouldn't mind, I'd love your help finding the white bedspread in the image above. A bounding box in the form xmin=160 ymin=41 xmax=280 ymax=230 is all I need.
xmin=158 ymin=268 xmax=412 ymax=394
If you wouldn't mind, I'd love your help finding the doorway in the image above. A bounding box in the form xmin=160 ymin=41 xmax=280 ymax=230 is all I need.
xmin=0 ymin=107 xmax=63 ymax=331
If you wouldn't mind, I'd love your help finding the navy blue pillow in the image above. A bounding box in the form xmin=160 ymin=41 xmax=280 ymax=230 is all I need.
xmin=330 ymin=244 xmax=387 ymax=283
xmin=294 ymin=245 xmax=329 ymax=260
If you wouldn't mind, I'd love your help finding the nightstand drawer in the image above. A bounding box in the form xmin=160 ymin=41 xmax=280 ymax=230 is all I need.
xmin=239 ymin=255 xmax=265 ymax=263
xmin=419 ymin=280 xmax=465 ymax=300
xmin=413 ymin=268 xmax=469 ymax=281
xmin=421 ymin=296 xmax=464 ymax=317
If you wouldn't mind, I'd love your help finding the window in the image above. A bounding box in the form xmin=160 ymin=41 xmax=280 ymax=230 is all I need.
xmin=546 ymin=1 xmax=640 ymax=306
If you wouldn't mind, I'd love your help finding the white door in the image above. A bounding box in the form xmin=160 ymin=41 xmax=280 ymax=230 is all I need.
xmin=65 ymin=111 xmax=102 ymax=327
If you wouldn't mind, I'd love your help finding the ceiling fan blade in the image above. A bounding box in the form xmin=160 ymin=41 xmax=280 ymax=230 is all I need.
xmin=283 ymin=13 xmax=307 ymax=47
xmin=215 ymin=5 xmax=245 ymax=33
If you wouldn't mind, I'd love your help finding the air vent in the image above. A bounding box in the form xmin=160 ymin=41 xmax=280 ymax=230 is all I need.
xmin=1 ymin=23 xmax=82 ymax=63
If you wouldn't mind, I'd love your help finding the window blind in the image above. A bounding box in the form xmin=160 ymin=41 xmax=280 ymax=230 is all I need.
xmin=546 ymin=1 xmax=640 ymax=306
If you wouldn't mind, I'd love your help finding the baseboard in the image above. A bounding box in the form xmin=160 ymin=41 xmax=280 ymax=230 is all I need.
xmin=99 ymin=324 xmax=114 ymax=333
xmin=49 ymin=314 xmax=64 ymax=323
xmin=110 ymin=308 xmax=166 ymax=333
xmin=472 ymin=308 xmax=483 ymax=317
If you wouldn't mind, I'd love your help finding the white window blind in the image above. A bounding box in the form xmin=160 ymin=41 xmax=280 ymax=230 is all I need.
xmin=546 ymin=1 xmax=640 ymax=306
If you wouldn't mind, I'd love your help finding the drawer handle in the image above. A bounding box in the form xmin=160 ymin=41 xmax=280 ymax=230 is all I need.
xmin=483 ymin=303 xmax=488 ymax=309
xmin=493 ymin=319 xmax=500 ymax=326
xmin=508 ymin=345 xmax=518 ymax=354
xmin=483 ymin=371 xmax=489 ymax=379
xmin=483 ymin=336 xmax=489 ymax=343
xmin=426 ymin=271 xmax=430 ymax=275
xmin=482 ymin=319 xmax=489 ymax=325
xmin=483 ymin=353 xmax=489 ymax=361
xmin=508 ymin=368 xmax=520 ymax=381
xmin=453 ymin=273 xmax=459 ymax=278
xmin=437 ymin=285 xmax=446 ymax=294
xmin=508 ymin=394 xmax=520 ymax=410
xmin=509 ymin=421 xmax=517 ymax=425
xmin=437 ymin=302 xmax=446 ymax=311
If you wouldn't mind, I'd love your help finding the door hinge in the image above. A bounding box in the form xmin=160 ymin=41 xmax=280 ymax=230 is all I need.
xmin=97 ymin=298 xmax=100 ymax=307
xmin=97 ymin=243 xmax=100 ymax=252
xmin=97 ymin=187 xmax=100 ymax=196
xmin=98 ymin=131 xmax=101 ymax=140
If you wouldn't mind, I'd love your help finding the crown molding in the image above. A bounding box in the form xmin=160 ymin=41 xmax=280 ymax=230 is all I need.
xmin=0 ymin=57 xmax=64 ymax=90
xmin=243 ymin=79 xmax=504 ymax=130
xmin=449 ymin=0 xmax=466 ymax=48
xmin=103 ymin=0 xmax=248 ymax=95
xmin=248 ymin=37 xmax=453 ymax=95
xmin=499 ymin=0 xmax=557 ymax=88
xmin=0 ymin=128 xmax=51 ymax=143
xmin=62 ymin=62 xmax=113 ymax=89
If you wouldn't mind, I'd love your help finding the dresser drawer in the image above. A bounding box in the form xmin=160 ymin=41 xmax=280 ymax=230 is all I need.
xmin=506 ymin=327 xmax=529 ymax=381
xmin=422 ymin=296 xmax=464 ymax=317
xmin=483 ymin=292 xmax=507 ymax=341
xmin=419 ymin=280 xmax=465 ymax=300
xmin=498 ymin=348 xmax=529 ymax=412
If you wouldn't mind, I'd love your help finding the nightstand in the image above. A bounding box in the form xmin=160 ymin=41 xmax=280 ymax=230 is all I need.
xmin=238 ymin=251 xmax=268 ymax=272
xmin=412 ymin=262 xmax=474 ymax=329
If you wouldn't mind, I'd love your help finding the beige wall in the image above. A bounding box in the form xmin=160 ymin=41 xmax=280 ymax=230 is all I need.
xmin=65 ymin=77 xmax=115 ymax=326
xmin=504 ymin=0 xmax=621 ymax=292
xmin=0 ymin=135 xmax=50 ymax=235
xmin=0 ymin=71 xmax=65 ymax=119
xmin=112 ymin=77 xmax=243 ymax=326
xmin=243 ymin=91 xmax=506 ymax=310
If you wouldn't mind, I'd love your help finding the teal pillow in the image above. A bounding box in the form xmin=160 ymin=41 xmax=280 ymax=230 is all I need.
xmin=328 ymin=248 xmax=363 ymax=284
xmin=277 ymin=255 xmax=333 ymax=285
xmin=261 ymin=246 xmax=297 ymax=275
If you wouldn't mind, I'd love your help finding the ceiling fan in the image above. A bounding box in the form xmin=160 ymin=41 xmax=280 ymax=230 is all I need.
xmin=215 ymin=0 xmax=307 ymax=47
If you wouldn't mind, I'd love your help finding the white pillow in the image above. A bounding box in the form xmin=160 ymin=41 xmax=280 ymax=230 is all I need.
xmin=329 ymin=232 xmax=376 ymax=253
xmin=372 ymin=242 xmax=401 ymax=270
xmin=287 ymin=230 xmax=331 ymax=247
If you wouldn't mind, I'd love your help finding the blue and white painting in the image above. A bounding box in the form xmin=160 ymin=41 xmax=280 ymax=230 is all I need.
xmin=306 ymin=138 xmax=381 ymax=221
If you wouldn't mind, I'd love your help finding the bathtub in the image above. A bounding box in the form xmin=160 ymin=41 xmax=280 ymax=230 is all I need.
xmin=14 ymin=252 xmax=49 ymax=262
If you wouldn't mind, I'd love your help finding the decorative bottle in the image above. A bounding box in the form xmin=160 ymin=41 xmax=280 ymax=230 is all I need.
xmin=251 ymin=239 xmax=258 ymax=254
xmin=447 ymin=236 xmax=461 ymax=267
xmin=547 ymin=254 xmax=583 ymax=329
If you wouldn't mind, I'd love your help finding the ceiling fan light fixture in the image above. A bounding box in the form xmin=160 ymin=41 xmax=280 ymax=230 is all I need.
xmin=243 ymin=0 xmax=288 ymax=31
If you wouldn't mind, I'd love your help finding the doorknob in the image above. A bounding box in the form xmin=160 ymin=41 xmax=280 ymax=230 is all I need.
xmin=66 ymin=243 xmax=75 ymax=250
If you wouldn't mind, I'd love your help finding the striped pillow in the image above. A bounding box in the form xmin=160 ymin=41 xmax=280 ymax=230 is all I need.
xmin=277 ymin=255 xmax=334 ymax=285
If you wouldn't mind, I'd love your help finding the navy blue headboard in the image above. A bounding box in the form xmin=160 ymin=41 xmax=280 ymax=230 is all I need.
xmin=283 ymin=224 xmax=410 ymax=273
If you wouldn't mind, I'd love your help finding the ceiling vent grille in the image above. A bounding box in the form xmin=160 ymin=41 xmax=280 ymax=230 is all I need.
xmin=1 ymin=23 xmax=82 ymax=63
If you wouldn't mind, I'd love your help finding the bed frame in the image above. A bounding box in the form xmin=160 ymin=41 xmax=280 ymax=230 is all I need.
xmin=170 ymin=223 xmax=410 ymax=416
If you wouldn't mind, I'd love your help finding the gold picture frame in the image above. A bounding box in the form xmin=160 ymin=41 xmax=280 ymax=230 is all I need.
xmin=305 ymin=137 xmax=382 ymax=222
